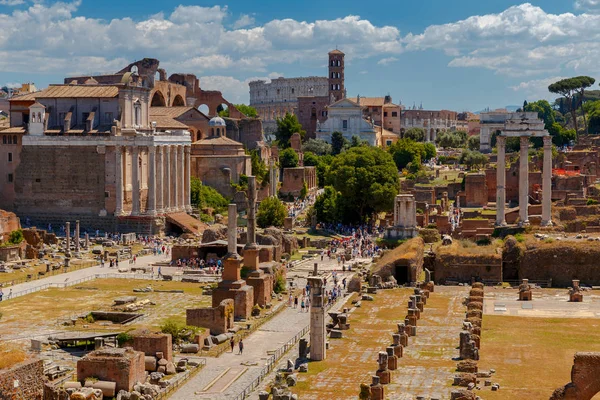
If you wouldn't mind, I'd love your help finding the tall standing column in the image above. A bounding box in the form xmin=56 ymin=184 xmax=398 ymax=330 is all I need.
xmin=496 ymin=136 xmax=506 ymax=226
xmin=185 ymin=146 xmax=192 ymax=213
xmin=178 ymin=145 xmax=185 ymax=213
xmin=308 ymin=276 xmax=326 ymax=361
xmin=156 ymin=146 xmax=164 ymax=214
xmin=172 ymin=146 xmax=179 ymax=211
xmin=147 ymin=146 xmax=157 ymax=216
xmin=519 ymin=136 xmax=530 ymax=226
xmin=74 ymin=220 xmax=80 ymax=255
xmin=164 ymin=146 xmax=171 ymax=212
xmin=115 ymin=145 xmax=123 ymax=216
xmin=131 ymin=146 xmax=140 ymax=216
xmin=542 ymin=135 xmax=553 ymax=226
xmin=65 ymin=221 xmax=71 ymax=257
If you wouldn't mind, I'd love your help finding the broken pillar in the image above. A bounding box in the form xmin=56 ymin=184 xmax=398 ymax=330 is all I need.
xmin=308 ymin=276 xmax=326 ymax=361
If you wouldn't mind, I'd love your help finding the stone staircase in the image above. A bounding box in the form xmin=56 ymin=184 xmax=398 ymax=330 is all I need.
xmin=166 ymin=212 xmax=206 ymax=236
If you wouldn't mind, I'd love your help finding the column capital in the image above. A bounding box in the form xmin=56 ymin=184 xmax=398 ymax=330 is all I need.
xmin=496 ymin=135 xmax=506 ymax=145
xmin=543 ymin=135 xmax=552 ymax=147
xmin=184 ymin=145 xmax=191 ymax=154
xmin=520 ymin=136 xmax=530 ymax=146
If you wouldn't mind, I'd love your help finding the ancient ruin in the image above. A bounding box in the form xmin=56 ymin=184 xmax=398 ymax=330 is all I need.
xmin=386 ymin=194 xmax=418 ymax=240
xmin=308 ymin=276 xmax=326 ymax=361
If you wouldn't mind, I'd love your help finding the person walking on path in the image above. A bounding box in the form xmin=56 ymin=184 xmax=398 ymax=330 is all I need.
xmin=300 ymin=297 xmax=305 ymax=312
xmin=230 ymin=337 xmax=235 ymax=353
xmin=238 ymin=339 xmax=244 ymax=355
xmin=294 ymin=295 xmax=298 ymax=309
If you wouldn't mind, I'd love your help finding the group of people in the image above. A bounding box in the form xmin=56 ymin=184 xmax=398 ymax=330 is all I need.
xmin=0 ymin=288 xmax=12 ymax=301
xmin=287 ymin=193 xmax=317 ymax=218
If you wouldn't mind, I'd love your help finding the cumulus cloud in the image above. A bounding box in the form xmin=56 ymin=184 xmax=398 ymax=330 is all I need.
xmin=510 ymin=76 xmax=568 ymax=100
xmin=233 ymin=14 xmax=255 ymax=29
xmin=575 ymin=0 xmax=600 ymax=13
xmin=0 ymin=0 xmax=25 ymax=5
xmin=377 ymin=57 xmax=398 ymax=65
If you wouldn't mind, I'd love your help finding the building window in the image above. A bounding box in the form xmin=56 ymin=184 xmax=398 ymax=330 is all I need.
xmin=105 ymin=112 xmax=113 ymax=124
xmin=13 ymin=136 xmax=17 ymax=144
xmin=342 ymin=120 xmax=348 ymax=130
xmin=386 ymin=140 xmax=392 ymax=146
xmin=7 ymin=173 xmax=13 ymax=183
xmin=384 ymin=112 xmax=388 ymax=117
xmin=392 ymin=112 xmax=398 ymax=117
xmin=7 ymin=136 xmax=12 ymax=145
xmin=59 ymin=112 xmax=66 ymax=126
xmin=8 ymin=153 xmax=12 ymax=162
xmin=291 ymin=88 xmax=294 ymax=94
xmin=2 ymin=136 xmax=5 ymax=144
xmin=277 ymin=89 xmax=280 ymax=95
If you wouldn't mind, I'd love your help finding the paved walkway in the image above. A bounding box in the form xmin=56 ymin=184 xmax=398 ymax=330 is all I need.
xmin=170 ymin=253 xmax=371 ymax=400
xmin=2 ymin=252 xmax=171 ymax=299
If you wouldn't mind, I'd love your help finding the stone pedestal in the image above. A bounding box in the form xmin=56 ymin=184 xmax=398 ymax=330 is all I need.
xmin=246 ymin=269 xmax=272 ymax=307
xmin=386 ymin=347 xmax=398 ymax=370
xmin=376 ymin=352 xmax=391 ymax=384
xmin=243 ymin=247 xmax=260 ymax=270
xmin=370 ymin=376 xmax=384 ymax=400
xmin=569 ymin=279 xmax=583 ymax=302
xmin=518 ymin=279 xmax=532 ymax=301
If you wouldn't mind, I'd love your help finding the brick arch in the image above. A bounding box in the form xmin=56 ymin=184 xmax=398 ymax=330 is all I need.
xmin=551 ymin=353 xmax=600 ymax=400
xmin=172 ymin=94 xmax=185 ymax=107
xmin=151 ymin=90 xmax=167 ymax=107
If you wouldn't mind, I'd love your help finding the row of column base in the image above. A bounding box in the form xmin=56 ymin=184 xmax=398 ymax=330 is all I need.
xmin=115 ymin=206 xmax=192 ymax=217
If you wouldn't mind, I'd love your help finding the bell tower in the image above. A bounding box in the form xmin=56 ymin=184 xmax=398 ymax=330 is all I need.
xmin=328 ymin=49 xmax=345 ymax=104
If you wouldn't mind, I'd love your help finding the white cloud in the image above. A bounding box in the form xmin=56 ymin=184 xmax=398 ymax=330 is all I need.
xmin=575 ymin=0 xmax=600 ymax=13
xmin=510 ymin=76 xmax=568 ymax=100
xmin=0 ymin=0 xmax=25 ymax=5
xmin=233 ymin=14 xmax=255 ymax=29
xmin=377 ymin=57 xmax=398 ymax=66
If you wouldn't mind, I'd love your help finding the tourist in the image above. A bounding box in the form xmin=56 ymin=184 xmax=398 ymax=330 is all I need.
xmin=238 ymin=339 xmax=244 ymax=355
xmin=0 ymin=288 xmax=3 ymax=302
xmin=7 ymin=289 xmax=12 ymax=300
xmin=301 ymin=297 xmax=305 ymax=312
xmin=230 ymin=337 xmax=235 ymax=353
xmin=288 ymin=294 xmax=293 ymax=307
xmin=294 ymin=295 xmax=298 ymax=309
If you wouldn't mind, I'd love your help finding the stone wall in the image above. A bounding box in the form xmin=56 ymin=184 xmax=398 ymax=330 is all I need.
xmin=551 ymin=352 xmax=600 ymax=400
xmin=187 ymin=298 xmax=234 ymax=335
xmin=280 ymin=167 xmax=317 ymax=197
xmin=77 ymin=347 xmax=145 ymax=392
xmin=465 ymin=173 xmax=487 ymax=207
xmin=0 ymin=209 xmax=20 ymax=240
xmin=372 ymin=237 xmax=424 ymax=284
xmin=132 ymin=333 xmax=173 ymax=362
xmin=434 ymin=244 xmax=502 ymax=284
xmin=14 ymin=145 xmax=106 ymax=216
xmin=0 ymin=359 xmax=44 ymax=400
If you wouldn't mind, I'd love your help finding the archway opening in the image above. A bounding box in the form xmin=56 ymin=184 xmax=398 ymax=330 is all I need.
xmin=151 ymin=91 xmax=166 ymax=107
xmin=217 ymin=103 xmax=229 ymax=117
xmin=198 ymin=104 xmax=209 ymax=115
xmin=393 ymin=264 xmax=410 ymax=285
xmin=172 ymin=95 xmax=185 ymax=107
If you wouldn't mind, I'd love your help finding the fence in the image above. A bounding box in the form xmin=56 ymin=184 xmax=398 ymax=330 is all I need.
xmin=155 ymin=358 xmax=206 ymax=400
xmin=232 ymin=324 xmax=310 ymax=400
xmin=0 ymin=261 xmax=94 ymax=288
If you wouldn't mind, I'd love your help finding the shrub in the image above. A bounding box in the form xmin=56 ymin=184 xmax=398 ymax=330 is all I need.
xmin=117 ymin=331 xmax=133 ymax=347
xmin=160 ymin=319 xmax=196 ymax=342
xmin=587 ymin=198 xmax=598 ymax=205
xmin=83 ymin=313 xmax=95 ymax=324
xmin=273 ymin=271 xmax=286 ymax=294
xmin=257 ymin=196 xmax=287 ymax=228
xmin=514 ymin=233 xmax=525 ymax=243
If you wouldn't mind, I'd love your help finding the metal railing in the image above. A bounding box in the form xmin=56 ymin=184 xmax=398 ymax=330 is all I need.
xmin=232 ymin=324 xmax=310 ymax=400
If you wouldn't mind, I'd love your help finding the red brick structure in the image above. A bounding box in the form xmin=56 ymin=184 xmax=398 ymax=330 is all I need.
xmin=0 ymin=209 xmax=20 ymax=241
xmin=132 ymin=332 xmax=173 ymax=363
xmin=280 ymin=167 xmax=317 ymax=197
xmin=551 ymin=352 xmax=600 ymax=400
xmin=187 ymin=298 xmax=234 ymax=335
xmin=0 ymin=359 xmax=44 ymax=400
xmin=77 ymin=347 xmax=145 ymax=392
xmin=465 ymin=173 xmax=487 ymax=207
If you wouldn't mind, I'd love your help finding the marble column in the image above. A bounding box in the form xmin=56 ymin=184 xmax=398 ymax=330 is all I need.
xmin=185 ymin=146 xmax=192 ymax=213
xmin=228 ymin=204 xmax=238 ymax=255
xmin=65 ymin=221 xmax=71 ymax=257
xmin=519 ymin=136 xmax=530 ymax=226
xmin=172 ymin=146 xmax=179 ymax=211
xmin=308 ymin=276 xmax=326 ymax=361
xmin=131 ymin=146 xmax=140 ymax=216
xmin=115 ymin=145 xmax=123 ymax=216
xmin=246 ymin=176 xmax=257 ymax=245
xmin=74 ymin=220 xmax=80 ymax=254
xmin=146 ymin=146 xmax=157 ymax=216
xmin=178 ymin=145 xmax=185 ymax=212
xmin=541 ymin=135 xmax=553 ymax=226
xmin=164 ymin=146 xmax=171 ymax=212
xmin=156 ymin=146 xmax=164 ymax=214
xmin=495 ymin=136 xmax=506 ymax=226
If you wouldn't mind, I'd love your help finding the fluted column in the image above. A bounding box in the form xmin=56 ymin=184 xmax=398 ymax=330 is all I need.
xmin=146 ymin=146 xmax=157 ymax=216
xmin=131 ymin=146 xmax=140 ymax=216
xmin=156 ymin=146 xmax=164 ymax=214
xmin=185 ymin=145 xmax=192 ymax=213
xmin=115 ymin=145 xmax=123 ymax=216
xmin=519 ymin=136 xmax=529 ymax=226
xmin=542 ymin=135 xmax=553 ymax=226
xmin=496 ymin=136 xmax=506 ymax=226
xmin=178 ymin=145 xmax=185 ymax=212
xmin=164 ymin=146 xmax=171 ymax=212
xmin=172 ymin=146 xmax=179 ymax=211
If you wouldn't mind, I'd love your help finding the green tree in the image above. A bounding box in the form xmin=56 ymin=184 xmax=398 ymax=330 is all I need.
xmin=275 ymin=113 xmax=305 ymax=148
xmin=549 ymin=76 xmax=596 ymax=133
xmin=7 ymin=230 xmax=23 ymax=245
xmin=302 ymin=138 xmax=331 ymax=155
xmin=190 ymin=178 xmax=228 ymax=211
xmin=331 ymin=131 xmax=348 ymax=155
xmin=326 ymin=146 xmax=399 ymax=223
xmin=467 ymin=135 xmax=480 ymax=151
xmin=299 ymin=182 xmax=308 ymax=199
xmin=250 ymin=149 xmax=269 ymax=185
xmin=548 ymin=122 xmax=577 ymax=146
xmin=303 ymin=151 xmax=319 ymax=167
xmin=218 ymin=104 xmax=258 ymax=118
xmin=388 ymin=138 xmax=434 ymax=170
xmin=315 ymin=154 xmax=333 ymax=187
xmin=257 ymin=196 xmax=287 ymax=228
xmin=460 ymin=150 xmax=488 ymax=169
xmin=350 ymin=135 xmax=368 ymax=147
xmin=404 ymin=127 xmax=425 ymax=142
xmin=422 ymin=142 xmax=437 ymax=161
xmin=313 ymin=186 xmax=339 ymax=223
xmin=279 ymin=148 xmax=299 ymax=169
xmin=524 ymin=100 xmax=555 ymax=129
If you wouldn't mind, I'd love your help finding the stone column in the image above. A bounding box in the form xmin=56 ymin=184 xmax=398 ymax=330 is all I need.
xmin=542 ymin=135 xmax=553 ymax=226
xmin=131 ymin=146 xmax=140 ymax=216
xmin=85 ymin=233 xmax=89 ymax=249
xmin=269 ymin=159 xmax=277 ymax=197
xmin=146 ymin=146 xmax=156 ymax=216
xmin=496 ymin=136 xmax=506 ymax=226
xmin=115 ymin=145 xmax=123 ymax=216
xmin=65 ymin=222 xmax=71 ymax=257
xmin=519 ymin=136 xmax=530 ymax=226
xmin=185 ymin=146 xmax=192 ymax=213
xmin=74 ymin=220 xmax=80 ymax=254
xmin=179 ymin=145 xmax=185 ymax=212
xmin=399 ymin=198 xmax=406 ymax=227
xmin=246 ymin=176 xmax=257 ymax=246
xmin=172 ymin=146 xmax=179 ymax=211
xmin=164 ymin=146 xmax=171 ymax=212
xmin=227 ymin=203 xmax=238 ymax=255
xmin=156 ymin=146 xmax=163 ymax=213
xmin=308 ymin=276 xmax=326 ymax=361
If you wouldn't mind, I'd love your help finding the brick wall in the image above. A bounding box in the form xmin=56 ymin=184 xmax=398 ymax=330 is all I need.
xmin=0 ymin=359 xmax=44 ymax=400
xmin=77 ymin=348 xmax=145 ymax=392
xmin=132 ymin=333 xmax=173 ymax=362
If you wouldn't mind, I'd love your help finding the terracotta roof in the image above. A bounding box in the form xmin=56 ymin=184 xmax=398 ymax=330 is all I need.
xmin=381 ymin=128 xmax=399 ymax=138
xmin=36 ymin=85 xmax=119 ymax=99
xmin=150 ymin=115 xmax=189 ymax=130
xmin=195 ymin=135 xmax=243 ymax=146
xmin=329 ymin=49 xmax=345 ymax=55
xmin=150 ymin=107 xmax=209 ymax=120
xmin=357 ymin=97 xmax=386 ymax=107
xmin=9 ymin=92 xmax=39 ymax=101
xmin=1 ymin=127 xmax=26 ymax=134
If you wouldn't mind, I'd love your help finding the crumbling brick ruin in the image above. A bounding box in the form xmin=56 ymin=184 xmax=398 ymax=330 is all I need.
xmin=76 ymin=347 xmax=145 ymax=392
xmin=186 ymin=298 xmax=234 ymax=335
xmin=550 ymin=352 xmax=600 ymax=400
xmin=0 ymin=359 xmax=44 ymax=400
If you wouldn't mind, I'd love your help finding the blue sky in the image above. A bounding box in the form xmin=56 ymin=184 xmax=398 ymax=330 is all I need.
xmin=1 ymin=0 xmax=599 ymax=111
